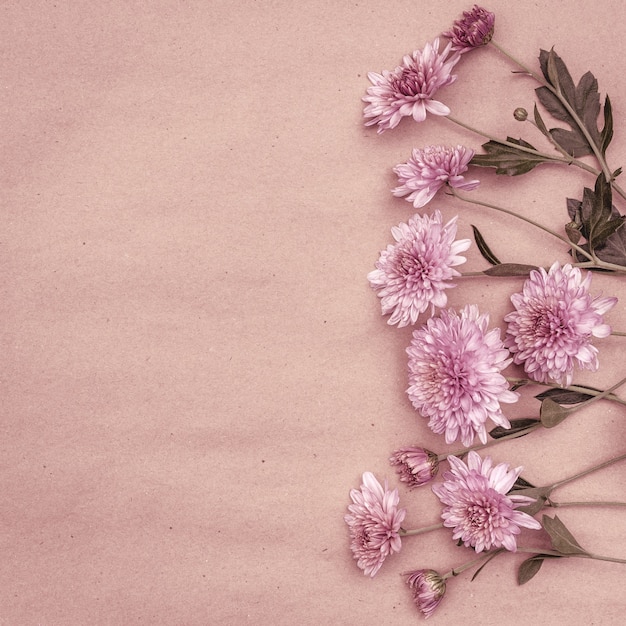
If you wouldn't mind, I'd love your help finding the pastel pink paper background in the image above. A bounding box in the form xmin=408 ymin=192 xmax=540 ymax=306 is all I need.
xmin=2 ymin=1 xmax=625 ymax=623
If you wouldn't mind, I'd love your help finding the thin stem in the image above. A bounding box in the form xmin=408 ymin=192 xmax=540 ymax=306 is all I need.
xmin=446 ymin=114 xmax=577 ymax=167
xmin=516 ymin=546 xmax=626 ymax=564
xmin=450 ymin=188 xmax=595 ymax=262
xmin=563 ymin=376 xmax=626 ymax=417
xmin=489 ymin=39 xmax=614 ymax=183
xmin=548 ymin=500 xmax=626 ymax=508
xmin=399 ymin=522 xmax=445 ymax=537
xmin=505 ymin=376 xmax=626 ymax=407
xmin=610 ymin=331 xmax=626 ymax=337
xmin=437 ymin=423 xmax=541 ymax=462
xmin=441 ymin=552 xmax=499 ymax=580
xmin=549 ymin=451 xmax=626 ymax=491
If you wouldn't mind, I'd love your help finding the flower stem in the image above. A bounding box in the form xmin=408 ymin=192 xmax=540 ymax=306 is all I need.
xmin=563 ymin=376 xmax=626 ymax=417
xmin=516 ymin=546 xmax=626 ymax=564
xmin=505 ymin=377 xmax=626 ymax=407
xmin=548 ymin=500 xmax=626 ymax=508
xmin=441 ymin=552 xmax=499 ymax=580
xmin=400 ymin=522 xmax=445 ymax=537
xmin=549 ymin=451 xmax=626 ymax=491
xmin=437 ymin=423 xmax=541 ymax=462
xmin=450 ymin=188 xmax=595 ymax=262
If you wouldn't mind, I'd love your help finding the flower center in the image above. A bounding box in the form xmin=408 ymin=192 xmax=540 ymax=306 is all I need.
xmin=392 ymin=67 xmax=427 ymax=98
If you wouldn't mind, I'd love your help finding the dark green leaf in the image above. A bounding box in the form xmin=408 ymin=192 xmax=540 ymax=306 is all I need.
xmin=470 ymin=549 xmax=504 ymax=582
xmin=509 ymin=475 xmax=536 ymax=491
xmin=533 ymin=104 xmax=550 ymax=138
xmin=549 ymin=127 xmax=592 ymax=158
xmin=515 ymin=486 xmax=552 ymax=516
xmin=600 ymin=95 xmax=613 ymax=155
xmin=490 ymin=418 xmax=540 ymax=439
xmin=483 ymin=263 xmax=538 ymax=276
xmin=535 ymin=388 xmax=594 ymax=404
xmin=542 ymin=515 xmax=589 ymax=555
xmin=471 ymin=225 xmax=501 ymax=265
xmin=540 ymin=398 xmax=570 ymax=428
xmin=471 ymin=138 xmax=550 ymax=175
xmin=518 ymin=554 xmax=562 ymax=585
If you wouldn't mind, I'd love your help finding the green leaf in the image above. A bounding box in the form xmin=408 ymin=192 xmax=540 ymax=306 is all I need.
xmin=542 ymin=515 xmax=589 ymax=555
xmin=471 ymin=225 xmax=501 ymax=265
xmin=536 ymin=49 xmax=602 ymax=157
xmin=540 ymin=398 xmax=570 ymax=428
xmin=533 ymin=104 xmax=550 ymax=138
xmin=483 ymin=263 xmax=538 ymax=277
xmin=489 ymin=418 xmax=540 ymax=439
xmin=471 ymin=138 xmax=550 ymax=175
xmin=535 ymin=388 xmax=594 ymax=404
xmin=600 ymin=95 xmax=613 ymax=155
xmin=515 ymin=486 xmax=552 ymax=516
xmin=518 ymin=554 xmax=562 ymax=585
xmin=470 ymin=549 xmax=504 ymax=582
xmin=588 ymin=173 xmax=624 ymax=250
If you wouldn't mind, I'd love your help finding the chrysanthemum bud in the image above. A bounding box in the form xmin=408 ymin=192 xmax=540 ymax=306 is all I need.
xmin=514 ymin=107 xmax=528 ymax=121
xmin=389 ymin=446 xmax=440 ymax=487
xmin=405 ymin=569 xmax=446 ymax=619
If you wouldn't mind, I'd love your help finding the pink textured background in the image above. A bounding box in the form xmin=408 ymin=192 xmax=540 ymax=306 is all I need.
xmin=2 ymin=1 xmax=625 ymax=623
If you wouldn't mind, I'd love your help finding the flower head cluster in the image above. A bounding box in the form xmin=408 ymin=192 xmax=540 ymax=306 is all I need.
xmin=368 ymin=211 xmax=471 ymax=327
xmin=405 ymin=569 xmax=446 ymax=619
xmin=406 ymin=305 xmax=518 ymax=446
xmin=393 ymin=145 xmax=480 ymax=208
xmin=389 ymin=446 xmax=440 ymax=488
xmin=344 ymin=472 xmax=406 ymax=577
xmin=432 ymin=451 xmax=542 ymax=552
xmin=443 ymin=5 xmax=496 ymax=53
xmin=363 ymin=38 xmax=460 ymax=133
xmin=504 ymin=262 xmax=617 ymax=386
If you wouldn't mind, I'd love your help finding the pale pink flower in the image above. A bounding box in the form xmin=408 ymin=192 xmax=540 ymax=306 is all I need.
xmin=344 ymin=472 xmax=406 ymax=577
xmin=432 ymin=451 xmax=542 ymax=552
xmin=405 ymin=569 xmax=446 ymax=619
xmin=444 ymin=5 xmax=496 ymax=53
xmin=363 ymin=38 xmax=460 ymax=133
xmin=393 ymin=145 xmax=480 ymax=208
xmin=368 ymin=211 xmax=471 ymax=327
xmin=406 ymin=305 xmax=518 ymax=446
xmin=504 ymin=262 xmax=617 ymax=387
xmin=389 ymin=446 xmax=440 ymax=488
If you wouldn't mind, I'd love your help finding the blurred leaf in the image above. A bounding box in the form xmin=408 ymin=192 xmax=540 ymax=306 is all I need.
xmin=471 ymin=225 xmax=501 ymax=265
xmin=540 ymin=398 xmax=570 ymax=428
xmin=490 ymin=418 xmax=540 ymax=439
xmin=471 ymin=138 xmax=550 ymax=175
xmin=542 ymin=515 xmax=589 ymax=555
xmin=535 ymin=388 xmax=594 ymax=404
xmin=518 ymin=554 xmax=562 ymax=585
xmin=483 ymin=263 xmax=538 ymax=277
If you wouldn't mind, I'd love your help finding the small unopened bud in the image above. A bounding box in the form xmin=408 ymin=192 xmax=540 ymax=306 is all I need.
xmin=389 ymin=446 xmax=439 ymax=488
xmin=513 ymin=107 xmax=528 ymax=121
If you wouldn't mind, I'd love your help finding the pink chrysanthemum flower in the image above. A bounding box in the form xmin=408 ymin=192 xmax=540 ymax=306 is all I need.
xmin=504 ymin=262 xmax=617 ymax=387
xmin=405 ymin=569 xmax=446 ymax=619
xmin=363 ymin=38 xmax=460 ymax=133
xmin=432 ymin=451 xmax=542 ymax=552
xmin=344 ymin=472 xmax=406 ymax=577
xmin=406 ymin=305 xmax=518 ymax=446
xmin=389 ymin=446 xmax=440 ymax=488
xmin=368 ymin=211 xmax=471 ymax=327
xmin=443 ymin=5 xmax=496 ymax=53
xmin=393 ymin=145 xmax=480 ymax=209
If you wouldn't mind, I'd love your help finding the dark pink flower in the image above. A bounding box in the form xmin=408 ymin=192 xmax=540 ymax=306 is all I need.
xmin=389 ymin=446 xmax=440 ymax=488
xmin=344 ymin=472 xmax=406 ymax=577
xmin=444 ymin=5 xmax=495 ymax=53
xmin=432 ymin=451 xmax=542 ymax=552
xmin=405 ymin=569 xmax=446 ymax=619
xmin=504 ymin=262 xmax=617 ymax=386
xmin=393 ymin=145 xmax=480 ymax=209
xmin=368 ymin=211 xmax=471 ymax=327
xmin=407 ymin=305 xmax=518 ymax=446
xmin=363 ymin=38 xmax=460 ymax=133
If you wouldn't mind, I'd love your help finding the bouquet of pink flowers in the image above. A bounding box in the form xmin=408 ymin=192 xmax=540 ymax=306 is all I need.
xmin=346 ymin=5 xmax=626 ymax=619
